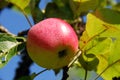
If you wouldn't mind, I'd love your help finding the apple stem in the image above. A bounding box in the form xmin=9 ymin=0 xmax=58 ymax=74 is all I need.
xmin=68 ymin=49 xmax=82 ymax=67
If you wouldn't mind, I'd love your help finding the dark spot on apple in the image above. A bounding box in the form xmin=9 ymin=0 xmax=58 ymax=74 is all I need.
xmin=58 ymin=49 xmax=67 ymax=58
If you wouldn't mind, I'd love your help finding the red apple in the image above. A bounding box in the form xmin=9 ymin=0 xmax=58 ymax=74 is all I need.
xmin=26 ymin=18 xmax=78 ymax=69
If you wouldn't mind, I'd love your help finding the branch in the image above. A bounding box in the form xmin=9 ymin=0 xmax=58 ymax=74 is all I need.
xmin=18 ymin=29 xmax=29 ymax=36
xmin=0 ymin=25 xmax=15 ymax=36
xmin=22 ymin=10 xmax=33 ymax=27
xmin=13 ymin=49 xmax=33 ymax=80
xmin=61 ymin=50 xmax=82 ymax=80
xmin=62 ymin=66 xmax=69 ymax=80
xmin=68 ymin=50 xmax=82 ymax=67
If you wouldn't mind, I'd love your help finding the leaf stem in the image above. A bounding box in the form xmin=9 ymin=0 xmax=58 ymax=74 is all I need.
xmin=94 ymin=59 xmax=120 ymax=80
xmin=22 ymin=10 xmax=33 ymax=27
xmin=84 ymin=69 xmax=88 ymax=80
xmin=7 ymin=1 xmax=33 ymax=27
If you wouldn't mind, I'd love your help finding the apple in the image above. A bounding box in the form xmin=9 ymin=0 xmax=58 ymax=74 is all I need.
xmin=26 ymin=18 xmax=78 ymax=69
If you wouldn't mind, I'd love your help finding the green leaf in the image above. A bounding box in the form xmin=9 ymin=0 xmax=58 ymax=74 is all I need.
xmin=18 ymin=69 xmax=48 ymax=80
xmin=79 ymin=53 xmax=99 ymax=71
xmin=52 ymin=0 xmax=69 ymax=4
xmin=0 ymin=33 xmax=25 ymax=68
xmin=69 ymin=0 xmax=98 ymax=17
xmin=68 ymin=65 xmax=100 ymax=80
xmin=18 ymin=73 xmax=36 ymax=80
xmin=30 ymin=0 xmax=44 ymax=23
xmin=7 ymin=0 xmax=32 ymax=27
xmin=113 ymin=3 xmax=120 ymax=12
xmin=18 ymin=76 xmax=32 ymax=80
xmin=6 ymin=0 xmax=30 ymax=10
xmin=45 ymin=2 xmax=74 ymax=23
xmin=79 ymin=8 xmax=120 ymax=80
xmin=53 ymin=0 xmax=65 ymax=8
xmin=69 ymin=0 xmax=107 ymax=18
xmin=93 ymin=8 xmax=120 ymax=24
xmin=15 ymin=37 xmax=26 ymax=51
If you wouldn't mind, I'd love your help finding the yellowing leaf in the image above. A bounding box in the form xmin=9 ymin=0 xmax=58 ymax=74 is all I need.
xmin=7 ymin=0 xmax=30 ymax=10
xmin=86 ymin=8 xmax=120 ymax=38
xmin=79 ymin=8 xmax=120 ymax=80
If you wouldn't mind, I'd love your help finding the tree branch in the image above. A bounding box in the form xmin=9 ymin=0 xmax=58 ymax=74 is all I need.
xmin=13 ymin=49 xmax=33 ymax=80
xmin=18 ymin=29 xmax=29 ymax=36
xmin=0 ymin=25 xmax=15 ymax=35
xmin=61 ymin=66 xmax=69 ymax=80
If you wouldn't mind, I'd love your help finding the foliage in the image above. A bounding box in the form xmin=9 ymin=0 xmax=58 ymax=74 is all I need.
xmin=0 ymin=0 xmax=120 ymax=80
xmin=79 ymin=8 xmax=120 ymax=80
xmin=0 ymin=33 xmax=25 ymax=68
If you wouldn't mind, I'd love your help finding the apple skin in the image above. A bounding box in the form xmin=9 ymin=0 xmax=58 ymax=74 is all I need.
xmin=26 ymin=18 xmax=78 ymax=69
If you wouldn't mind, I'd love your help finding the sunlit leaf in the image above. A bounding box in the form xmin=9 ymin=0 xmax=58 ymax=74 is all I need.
xmin=6 ymin=0 xmax=30 ymax=10
xmin=79 ymin=8 xmax=120 ymax=80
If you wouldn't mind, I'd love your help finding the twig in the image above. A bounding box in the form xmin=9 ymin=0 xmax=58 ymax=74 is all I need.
xmin=31 ymin=69 xmax=48 ymax=79
xmin=36 ymin=69 xmax=48 ymax=76
xmin=0 ymin=25 xmax=15 ymax=36
xmin=60 ymin=50 xmax=82 ymax=80
xmin=68 ymin=49 xmax=82 ymax=67
xmin=22 ymin=10 xmax=33 ymax=27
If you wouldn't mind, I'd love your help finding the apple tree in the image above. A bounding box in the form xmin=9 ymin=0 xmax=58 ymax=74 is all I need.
xmin=0 ymin=0 xmax=120 ymax=80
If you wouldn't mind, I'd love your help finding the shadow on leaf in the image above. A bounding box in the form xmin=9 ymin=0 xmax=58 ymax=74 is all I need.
xmin=79 ymin=53 xmax=99 ymax=71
